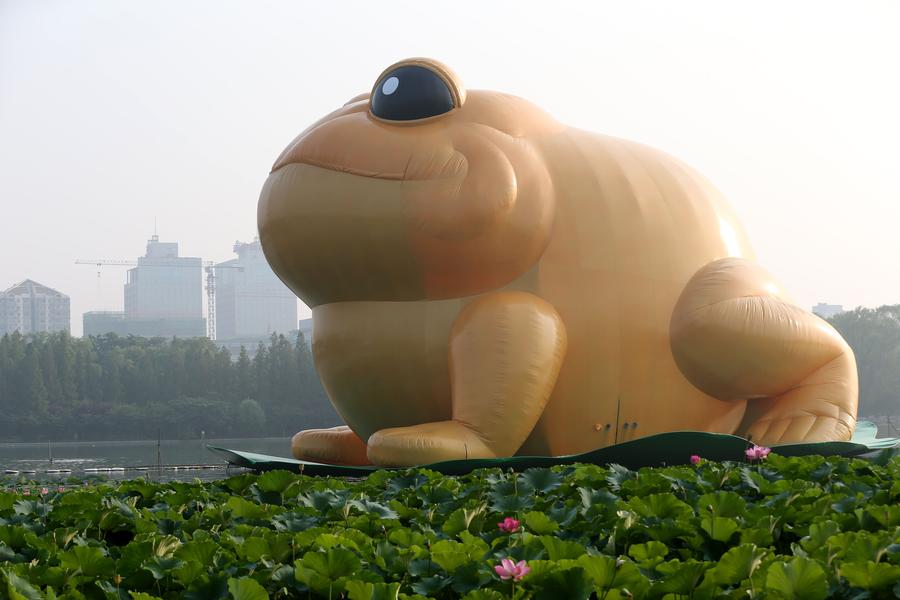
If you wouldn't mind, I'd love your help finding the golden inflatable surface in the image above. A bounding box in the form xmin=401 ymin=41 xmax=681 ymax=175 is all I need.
xmin=258 ymin=58 xmax=859 ymax=467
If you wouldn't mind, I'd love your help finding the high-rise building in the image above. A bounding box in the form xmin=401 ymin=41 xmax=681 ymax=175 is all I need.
xmin=115 ymin=235 xmax=205 ymax=337
xmin=0 ymin=279 xmax=70 ymax=335
xmin=215 ymin=239 xmax=297 ymax=341
xmin=812 ymin=303 xmax=844 ymax=320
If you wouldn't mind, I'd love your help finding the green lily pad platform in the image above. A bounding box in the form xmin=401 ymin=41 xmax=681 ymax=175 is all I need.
xmin=208 ymin=421 xmax=898 ymax=476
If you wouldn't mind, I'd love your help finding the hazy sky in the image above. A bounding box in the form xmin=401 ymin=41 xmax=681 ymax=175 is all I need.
xmin=2 ymin=0 xmax=899 ymax=336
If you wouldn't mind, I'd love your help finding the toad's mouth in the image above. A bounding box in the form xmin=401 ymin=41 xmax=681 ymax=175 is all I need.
xmin=270 ymin=112 xmax=470 ymax=183
xmin=275 ymin=152 xmax=467 ymax=183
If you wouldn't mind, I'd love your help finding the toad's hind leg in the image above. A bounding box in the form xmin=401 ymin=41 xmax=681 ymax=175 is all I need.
xmin=671 ymin=258 xmax=858 ymax=445
xmin=367 ymin=291 xmax=567 ymax=467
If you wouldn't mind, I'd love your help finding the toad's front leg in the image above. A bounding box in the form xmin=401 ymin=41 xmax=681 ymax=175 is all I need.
xmin=671 ymin=258 xmax=858 ymax=445
xmin=367 ymin=291 xmax=567 ymax=467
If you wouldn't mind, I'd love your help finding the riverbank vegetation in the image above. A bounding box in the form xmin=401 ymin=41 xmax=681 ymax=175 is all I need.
xmin=0 ymin=332 xmax=338 ymax=442
xmin=1 ymin=454 xmax=898 ymax=598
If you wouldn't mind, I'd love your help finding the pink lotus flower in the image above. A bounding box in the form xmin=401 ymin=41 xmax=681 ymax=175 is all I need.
xmin=497 ymin=517 xmax=521 ymax=533
xmin=690 ymin=455 xmax=701 ymax=466
xmin=40 ymin=487 xmax=49 ymax=495
xmin=494 ymin=558 xmax=530 ymax=581
xmin=22 ymin=489 xmax=30 ymax=496
xmin=57 ymin=486 xmax=65 ymax=493
xmin=745 ymin=445 xmax=771 ymax=461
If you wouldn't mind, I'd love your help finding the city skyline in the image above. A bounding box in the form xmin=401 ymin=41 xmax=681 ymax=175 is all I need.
xmin=0 ymin=229 xmax=873 ymax=339
xmin=2 ymin=1 xmax=899 ymax=336
xmin=0 ymin=234 xmax=309 ymax=339
xmin=77 ymin=234 xmax=300 ymax=340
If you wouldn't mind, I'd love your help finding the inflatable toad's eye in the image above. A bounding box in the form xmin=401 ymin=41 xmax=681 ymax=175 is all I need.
xmin=371 ymin=65 xmax=456 ymax=121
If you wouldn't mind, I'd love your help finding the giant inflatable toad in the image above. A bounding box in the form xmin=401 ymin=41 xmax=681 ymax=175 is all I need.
xmin=257 ymin=58 xmax=858 ymax=467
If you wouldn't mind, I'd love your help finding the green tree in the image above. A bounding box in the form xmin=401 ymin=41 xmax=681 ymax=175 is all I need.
xmin=252 ymin=343 xmax=271 ymax=413
xmin=22 ymin=343 xmax=48 ymax=419
xmin=100 ymin=347 xmax=126 ymax=405
xmin=235 ymin=346 xmax=252 ymax=403
xmin=40 ymin=336 xmax=63 ymax=409
xmin=295 ymin=331 xmax=316 ymax=391
xmin=236 ymin=398 xmax=266 ymax=433
xmin=828 ymin=305 xmax=900 ymax=417
xmin=54 ymin=332 xmax=79 ymax=407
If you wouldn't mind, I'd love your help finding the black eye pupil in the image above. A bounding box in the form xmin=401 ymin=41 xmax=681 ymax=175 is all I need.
xmin=371 ymin=66 xmax=455 ymax=121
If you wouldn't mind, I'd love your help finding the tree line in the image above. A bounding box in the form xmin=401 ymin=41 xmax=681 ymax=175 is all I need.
xmin=0 ymin=305 xmax=897 ymax=443
xmin=828 ymin=304 xmax=900 ymax=419
xmin=0 ymin=331 xmax=339 ymax=442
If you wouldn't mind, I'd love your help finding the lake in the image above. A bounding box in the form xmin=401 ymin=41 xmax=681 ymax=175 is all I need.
xmin=0 ymin=437 xmax=291 ymax=482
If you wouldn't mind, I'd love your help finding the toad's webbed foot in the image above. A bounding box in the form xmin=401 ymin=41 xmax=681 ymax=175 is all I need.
xmin=741 ymin=351 xmax=857 ymax=444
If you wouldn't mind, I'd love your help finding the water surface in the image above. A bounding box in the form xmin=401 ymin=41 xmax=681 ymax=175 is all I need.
xmin=0 ymin=437 xmax=291 ymax=482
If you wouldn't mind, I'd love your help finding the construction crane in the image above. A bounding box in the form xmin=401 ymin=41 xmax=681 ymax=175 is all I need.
xmin=75 ymin=258 xmax=243 ymax=340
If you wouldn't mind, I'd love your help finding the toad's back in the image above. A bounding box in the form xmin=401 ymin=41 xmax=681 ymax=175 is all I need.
xmin=520 ymin=129 xmax=754 ymax=454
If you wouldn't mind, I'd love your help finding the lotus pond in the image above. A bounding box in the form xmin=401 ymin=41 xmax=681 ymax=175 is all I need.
xmin=1 ymin=453 xmax=899 ymax=599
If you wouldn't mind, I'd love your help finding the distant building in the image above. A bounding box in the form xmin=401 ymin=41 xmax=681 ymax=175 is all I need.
xmin=214 ymin=239 xmax=297 ymax=341
xmin=0 ymin=279 xmax=70 ymax=335
xmin=83 ymin=310 xmax=206 ymax=338
xmin=122 ymin=235 xmax=205 ymax=337
xmin=85 ymin=236 xmax=205 ymax=338
xmin=812 ymin=303 xmax=844 ymax=320
xmin=83 ymin=311 xmax=127 ymax=337
xmin=298 ymin=317 xmax=313 ymax=345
